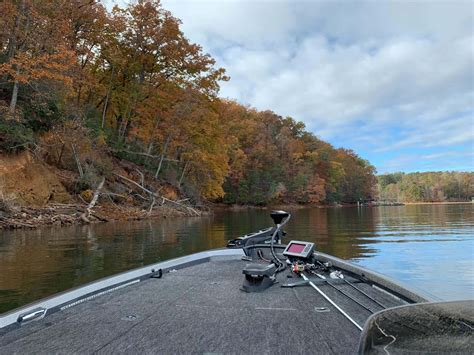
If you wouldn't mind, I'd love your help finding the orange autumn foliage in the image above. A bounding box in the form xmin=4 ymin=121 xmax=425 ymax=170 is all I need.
xmin=0 ymin=0 xmax=376 ymax=204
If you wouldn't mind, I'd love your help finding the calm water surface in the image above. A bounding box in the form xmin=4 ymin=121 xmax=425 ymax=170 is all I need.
xmin=0 ymin=204 xmax=473 ymax=313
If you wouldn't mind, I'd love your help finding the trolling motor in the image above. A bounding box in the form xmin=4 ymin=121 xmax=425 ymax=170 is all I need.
xmin=226 ymin=221 xmax=286 ymax=250
xmin=226 ymin=210 xmax=289 ymax=249
xmin=241 ymin=211 xmax=291 ymax=293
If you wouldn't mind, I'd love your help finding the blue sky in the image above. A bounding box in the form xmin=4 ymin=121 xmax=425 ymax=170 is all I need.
xmin=122 ymin=0 xmax=474 ymax=173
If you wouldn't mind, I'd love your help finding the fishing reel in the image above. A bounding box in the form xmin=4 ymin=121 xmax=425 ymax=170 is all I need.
xmin=289 ymin=261 xmax=322 ymax=274
xmin=290 ymin=261 xmax=306 ymax=274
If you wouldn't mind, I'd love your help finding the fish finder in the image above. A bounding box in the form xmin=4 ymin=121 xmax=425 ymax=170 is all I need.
xmin=283 ymin=240 xmax=315 ymax=259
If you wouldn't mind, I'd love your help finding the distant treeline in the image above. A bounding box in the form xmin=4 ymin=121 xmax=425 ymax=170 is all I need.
xmin=220 ymin=105 xmax=376 ymax=205
xmin=377 ymin=172 xmax=473 ymax=202
xmin=0 ymin=0 xmax=376 ymax=205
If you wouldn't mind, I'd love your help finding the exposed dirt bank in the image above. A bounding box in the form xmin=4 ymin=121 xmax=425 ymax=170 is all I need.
xmin=0 ymin=151 xmax=205 ymax=230
xmin=0 ymin=151 xmax=70 ymax=206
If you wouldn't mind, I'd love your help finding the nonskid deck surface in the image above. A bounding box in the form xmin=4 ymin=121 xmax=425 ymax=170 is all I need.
xmin=0 ymin=259 xmax=404 ymax=354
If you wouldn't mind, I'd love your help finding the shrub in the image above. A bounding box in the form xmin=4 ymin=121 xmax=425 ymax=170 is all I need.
xmin=0 ymin=119 xmax=34 ymax=153
xmin=22 ymin=97 xmax=62 ymax=132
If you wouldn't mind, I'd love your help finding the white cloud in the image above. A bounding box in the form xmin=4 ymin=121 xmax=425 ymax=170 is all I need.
xmin=164 ymin=0 xmax=473 ymax=46
xmin=217 ymin=34 xmax=473 ymax=139
xmin=378 ymin=114 xmax=474 ymax=151
xmin=162 ymin=0 xmax=473 ymax=170
xmin=380 ymin=149 xmax=474 ymax=173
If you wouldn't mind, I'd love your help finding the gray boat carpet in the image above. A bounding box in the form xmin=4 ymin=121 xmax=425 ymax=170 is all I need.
xmin=0 ymin=259 xmax=403 ymax=354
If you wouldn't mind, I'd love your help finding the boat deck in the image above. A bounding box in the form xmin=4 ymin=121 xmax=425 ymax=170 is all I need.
xmin=0 ymin=258 xmax=405 ymax=354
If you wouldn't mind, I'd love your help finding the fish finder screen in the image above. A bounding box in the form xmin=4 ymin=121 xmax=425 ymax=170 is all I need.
xmin=287 ymin=243 xmax=305 ymax=253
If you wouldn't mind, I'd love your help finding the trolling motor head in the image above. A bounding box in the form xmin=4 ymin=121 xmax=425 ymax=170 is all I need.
xmin=270 ymin=210 xmax=290 ymax=225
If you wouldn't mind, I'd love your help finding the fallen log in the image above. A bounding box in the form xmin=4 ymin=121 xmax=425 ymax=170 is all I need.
xmin=113 ymin=173 xmax=154 ymax=195
xmin=113 ymin=173 xmax=200 ymax=217
xmin=91 ymin=213 xmax=109 ymax=222
xmin=108 ymin=148 xmax=180 ymax=162
xmin=147 ymin=197 xmax=156 ymax=216
xmin=160 ymin=196 xmax=200 ymax=216
xmin=80 ymin=178 xmax=105 ymax=223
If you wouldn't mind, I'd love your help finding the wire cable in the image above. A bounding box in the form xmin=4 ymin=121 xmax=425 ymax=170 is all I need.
xmin=257 ymin=249 xmax=272 ymax=263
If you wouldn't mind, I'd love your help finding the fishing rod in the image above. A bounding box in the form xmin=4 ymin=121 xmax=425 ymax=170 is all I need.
xmin=300 ymin=273 xmax=363 ymax=331
xmin=322 ymin=279 xmax=375 ymax=314
xmin=314 ymin=261 xmax=387 ymax=309
xmin=310 ymin=271 xmax=375 ymax=314
xmin=340 ymin=278 xmax=387 ymax=309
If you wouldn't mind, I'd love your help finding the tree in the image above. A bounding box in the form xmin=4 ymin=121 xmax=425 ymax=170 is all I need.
xmin=0 ymin=0 xmax=76 ymax=114
xmin=0 ymin=0 xmax=381 ymax=206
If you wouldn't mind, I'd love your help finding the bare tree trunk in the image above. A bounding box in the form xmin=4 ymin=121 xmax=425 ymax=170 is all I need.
xmin=8 ymin=0 xmax=27 ymax=114
xmin=144 ymin=117 xmax=160 ymax=163
xmin=7 ymin=36 xmax=19 ymax=114
xmin=146 ymin=141 xmax=154 ymax=155
xmin=101 ymin=90 xmax=110 ymax=129
xmin=71 ymin=144 xmax=84 ymax=178
xmin=119 ymin=104 xmax=133 ymax=139
xmin=101 ymin=66 xmax=115 ymax=129
xmin=57 ymin=142 xmax=65 ymax=166
xmin=154 ymin=135 xmax=171 ymax=178
xmin=9 ymin=80 xmax=19 ymax=113
xmin=144 ymin=141 xmax=154 ymax=165
xmin=119 ymin=120 xmax=128 ymax=138
xmin=119 ymin=96 xmax=137 ymax=138
xmin=178 ymin=160 xmax=189 ymax=187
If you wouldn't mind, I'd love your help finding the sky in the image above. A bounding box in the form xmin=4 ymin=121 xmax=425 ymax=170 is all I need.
xmin=119 ymin=0 xmax=473 ymax=174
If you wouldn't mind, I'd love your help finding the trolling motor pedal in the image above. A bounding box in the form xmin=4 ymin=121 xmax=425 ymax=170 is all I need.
xmin=241 ymin=263 xmax=276 ymax=292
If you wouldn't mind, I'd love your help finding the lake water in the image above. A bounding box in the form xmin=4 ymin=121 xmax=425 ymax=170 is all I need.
xmin=0 ymin=204 xmax=472 ymax=313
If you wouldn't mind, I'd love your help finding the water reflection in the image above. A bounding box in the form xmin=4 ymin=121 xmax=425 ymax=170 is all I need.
xmin=0 ymin=204 xmax=472 ymax=313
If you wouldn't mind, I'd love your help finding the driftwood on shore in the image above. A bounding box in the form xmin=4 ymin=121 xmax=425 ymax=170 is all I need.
xmin=113 ymin=173 xmax=200 ymax=216
xmin=0 ymin=167 xmax=202 ymax=230
xmin=0 ymin=204 xmax=81 ymax=229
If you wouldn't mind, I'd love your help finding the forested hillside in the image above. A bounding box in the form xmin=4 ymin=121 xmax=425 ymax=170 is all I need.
xmin=377 ymin=172 xmax=473 ymax=202
xmin=0 ymin=0 xmax=376 ymax=209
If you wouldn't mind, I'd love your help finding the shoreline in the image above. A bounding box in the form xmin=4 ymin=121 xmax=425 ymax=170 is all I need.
xmin=2 ymin=200 xmax=471 ymax=231
xmin=0 ymin=202 xmax=206 ymax=230
xmin=402 ymin=201 xmax=472 ymax=205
